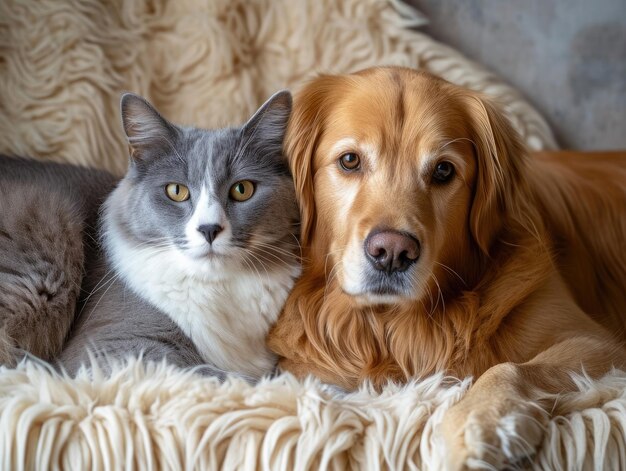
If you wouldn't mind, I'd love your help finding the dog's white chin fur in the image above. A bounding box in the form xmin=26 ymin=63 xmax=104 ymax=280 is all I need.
xmin=340 ymin=259 xmax=431 ymax=308
xmin=350 ymin=292 xmax=407 ymax=307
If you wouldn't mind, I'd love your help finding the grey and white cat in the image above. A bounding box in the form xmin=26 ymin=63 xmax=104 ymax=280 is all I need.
xmin=0 ymin=91 xmax=300 ymax=379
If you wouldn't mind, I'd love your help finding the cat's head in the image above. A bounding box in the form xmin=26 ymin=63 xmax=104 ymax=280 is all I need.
xmin=105 ymin=91 xmax=300 ymax=280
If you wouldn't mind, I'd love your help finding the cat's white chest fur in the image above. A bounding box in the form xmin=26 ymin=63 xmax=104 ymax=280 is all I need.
xmin=103 ymin=207 xmax=300 ymax=379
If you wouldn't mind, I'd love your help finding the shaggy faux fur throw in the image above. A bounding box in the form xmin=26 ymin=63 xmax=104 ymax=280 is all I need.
xmin=0 ymin=0 xmax=556 ymax=176
xmin=2 ymin=0 xmax=623 ymax=469
xmin=1 ymin=360 xmax=626 ymax=469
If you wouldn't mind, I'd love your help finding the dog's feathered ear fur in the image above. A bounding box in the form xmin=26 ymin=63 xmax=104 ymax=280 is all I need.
xmin=285 ymin=75 xmax=340 ymax=247
xmin=463 ymin=94 xmax=528 ymax=255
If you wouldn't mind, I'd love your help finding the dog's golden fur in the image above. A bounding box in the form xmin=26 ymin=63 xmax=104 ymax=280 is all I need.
xmin=267 ymin=67 xmax=626 ymax=467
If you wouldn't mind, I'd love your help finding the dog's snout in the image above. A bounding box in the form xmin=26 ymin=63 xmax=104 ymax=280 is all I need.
xmin=364 ymin=230 xmax=420 ymax=273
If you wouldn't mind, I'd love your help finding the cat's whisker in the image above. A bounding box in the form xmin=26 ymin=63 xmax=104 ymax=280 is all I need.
xmin=78 ymin=271 xmax=121 ymax=324
xmin=83 ymin=271 xmax=122 ymax=325
xmin=251 ymin=240 xmax=299 ymax=256
xmin=80 ymin=270 xmax=113 ymax=298
xmin=240 ymin=249 xmax=272 ymax=285
xmin=237 ymin=252 xmax=266 ymax=289
xmin=241 ymin=248 xmax=271 ymax=274
xmin=100 ymin=235 xmax=174 ymax=253
xmin=239 ymin=253 xmax=263 ymax=284
xmin=249 ymin=249 xmax=295 ymax=272
xmin=253 ymin=238 xmax=304 ymax=261
xmin=248 ymin=249 xmax=287 ymax=267
xmin=80 ymin=262 xmax=123 ymax=301
xmin=81 ymin=244 xmax=175 ymax=301
xmin=251 ymin=241 xmax=301 ymax=262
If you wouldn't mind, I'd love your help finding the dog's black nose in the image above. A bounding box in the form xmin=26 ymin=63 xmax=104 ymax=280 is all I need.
xmin=364 ymin=230 xmax=420 ymax=273
xmin=198 ymin=224 xmax=223 ymax=244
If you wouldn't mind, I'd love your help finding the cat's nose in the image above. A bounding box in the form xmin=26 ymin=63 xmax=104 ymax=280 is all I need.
xmin=197 ymin=224 xmax=223 ymax=244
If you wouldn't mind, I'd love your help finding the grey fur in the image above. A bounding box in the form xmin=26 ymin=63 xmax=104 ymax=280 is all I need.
xmin=0 ymin=90 xmax=299 ymax=378
xmin=0 ymin=157 xmax=115 ymax=365
xmin=59 ymin=269 xmax=211 ymax=376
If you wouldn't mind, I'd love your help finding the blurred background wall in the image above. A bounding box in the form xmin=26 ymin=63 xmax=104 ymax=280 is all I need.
xmin=409 ymin=0 xmax=626 ymax=150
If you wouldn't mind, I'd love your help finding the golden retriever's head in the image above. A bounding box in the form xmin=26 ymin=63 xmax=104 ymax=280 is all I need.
xmin=287 ymin=67 xmax=527 ymax=307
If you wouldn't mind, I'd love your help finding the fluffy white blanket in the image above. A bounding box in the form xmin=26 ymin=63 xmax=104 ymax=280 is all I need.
xmin=2 ymin=0 xmax=622 ymax=469
xmin=1 ymin=360 xmax=626 ymax=469
xmin=0 ymin=0 xmax=555 ymax=176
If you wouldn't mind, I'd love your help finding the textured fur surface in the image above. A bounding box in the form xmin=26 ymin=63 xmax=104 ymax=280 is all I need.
xmin=0 ymin=186 xmax=83 ymax=366
xmin=0 ymin=0 xmax=556 ymax=177
xmin=1 ymin=359 xmax=626 ymax=469
xmin=0 ymin=157 xmax=115 ymax=366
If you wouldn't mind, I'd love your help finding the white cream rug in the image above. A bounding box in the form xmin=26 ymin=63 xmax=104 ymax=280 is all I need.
xmin=1 ymin=359 xmax=626 ymax=470
xmin=2 ymin=0 xmax=623 ymax=469
xmin=0 ymin=0 xmax=555 ymax=176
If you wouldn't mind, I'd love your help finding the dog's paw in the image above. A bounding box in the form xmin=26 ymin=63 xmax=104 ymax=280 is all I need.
xmin=437 ymin=395 xmax=547 ymax=470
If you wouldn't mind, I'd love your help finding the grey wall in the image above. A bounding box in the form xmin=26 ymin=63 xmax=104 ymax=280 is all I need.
xmin=409 ymin=0 xmax=626 ymax=150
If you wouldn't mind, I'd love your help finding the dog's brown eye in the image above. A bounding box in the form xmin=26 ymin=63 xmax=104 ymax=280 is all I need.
xmin=432 ymin=161 xmax=455 ymax=183
xmin=339 ymin=153 xmax=360 ymax=171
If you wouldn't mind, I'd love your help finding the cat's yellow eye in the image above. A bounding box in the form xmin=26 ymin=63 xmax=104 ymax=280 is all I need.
xmin=230 ymin=180 xmax=255 ymax=202
xmin=165 ymin=183 xmax=190 ymax=202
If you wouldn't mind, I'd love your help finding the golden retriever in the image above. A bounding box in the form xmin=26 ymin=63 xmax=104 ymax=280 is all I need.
xmin=267 ymin=67 xmax=626 ymax=468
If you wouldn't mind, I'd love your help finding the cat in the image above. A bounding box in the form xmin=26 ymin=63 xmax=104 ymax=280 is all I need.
xmin=0 ymin=90 xmax=301 ymax=379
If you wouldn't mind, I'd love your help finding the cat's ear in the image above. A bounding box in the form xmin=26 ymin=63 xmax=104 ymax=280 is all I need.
xmin=242 ymin=90 xmax=292 ymax=154
xmin=120 ymin=93 xmax=178 ymax=161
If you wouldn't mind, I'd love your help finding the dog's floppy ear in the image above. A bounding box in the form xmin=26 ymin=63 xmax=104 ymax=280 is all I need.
xmin=464 ymin=93 xmax=527 ymax=255
xmin=285 ymin=76 xmax=337 ymax=247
